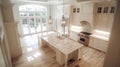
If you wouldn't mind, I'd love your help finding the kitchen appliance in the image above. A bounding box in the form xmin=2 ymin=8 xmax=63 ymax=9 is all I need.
xmin=78 ymin=31 xmax=91 ymax=46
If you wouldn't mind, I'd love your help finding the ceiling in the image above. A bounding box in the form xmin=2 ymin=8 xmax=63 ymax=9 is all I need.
xmin=11 ymin=0 xmax=116 ymax=5
xmin=11 ymin=0 xmax=61 ymax=5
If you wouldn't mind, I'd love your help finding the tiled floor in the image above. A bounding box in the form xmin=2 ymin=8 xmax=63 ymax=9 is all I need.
xmin=12 ymin=32 xmax=105 ymax=67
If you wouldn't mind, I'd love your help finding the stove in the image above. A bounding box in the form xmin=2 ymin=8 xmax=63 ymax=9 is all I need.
xmin=78 ymin=32 xmax=91 ymax=46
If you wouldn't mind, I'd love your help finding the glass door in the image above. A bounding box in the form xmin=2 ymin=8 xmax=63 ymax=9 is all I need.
xmin=21 ymin=18 xmax=30 ymax=35
xmin=19 ymin=5 xmax=48 ymax=36
xmin=41 ymin=18 xmax=47 ymax=32
xmin=36 ymin=18 xmax=41 ymax=32
xmin=29 ymin=18 xmax=36 ymax=34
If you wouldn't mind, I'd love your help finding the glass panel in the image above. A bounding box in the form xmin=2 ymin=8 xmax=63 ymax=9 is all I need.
xmin=29 ymin=13 xmax=34 ymax=16
xmin=42 ymin=18 xmax=47 ymax=31
xmin=35 ymin=13 xmax=40 ymax=16
xmin=29 ymin=18 xmax=36 ymax=34
xmin=19 ymin=5 xmax=48 ymax=36
xmin=21 ymin=18 xmax=30 ymax=35
xmin=36 ymin=18 xmax=41 ymax=32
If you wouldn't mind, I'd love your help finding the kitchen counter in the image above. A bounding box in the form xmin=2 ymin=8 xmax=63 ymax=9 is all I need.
xmin=89 ymin=30 xmax=110 ymax=52
xmin=89 ymin=34 xmax=109 ymax=52
xmin=42 ymin=33 xmax=83 ymax=55
xmin=41 ymin=33 xmax=83 ymax=67
xmin=90 ymin=34 xmax=109 ymax=41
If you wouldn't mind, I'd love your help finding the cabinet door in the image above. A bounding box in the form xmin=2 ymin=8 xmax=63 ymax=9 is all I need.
xmin=70 ymin=31 xmax=79 ymax=41
xmin=56 ymin=50 xmax=65 ymax=65
xmin=89 ymin=36 xmax=108 ymax=52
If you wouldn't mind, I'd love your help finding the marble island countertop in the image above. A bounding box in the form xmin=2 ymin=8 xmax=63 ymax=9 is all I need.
xmin=42 ymin=33 xmax=83 ymax=55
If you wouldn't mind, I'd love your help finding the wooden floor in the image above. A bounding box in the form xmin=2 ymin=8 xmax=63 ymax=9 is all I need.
xmin=12 ymin=34 xmax=105 ymax=67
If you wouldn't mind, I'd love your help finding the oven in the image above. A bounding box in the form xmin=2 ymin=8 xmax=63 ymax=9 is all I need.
xmin=78 ymin=32 xmax=91 ymax=46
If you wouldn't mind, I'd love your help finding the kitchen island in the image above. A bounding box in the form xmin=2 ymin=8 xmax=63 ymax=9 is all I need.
xmin=40 ymin=33 xmax=83 ymax=67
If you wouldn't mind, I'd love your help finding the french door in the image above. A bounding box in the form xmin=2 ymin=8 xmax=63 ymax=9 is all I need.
xmin=20 ymin=17 xmax=47 ymax=36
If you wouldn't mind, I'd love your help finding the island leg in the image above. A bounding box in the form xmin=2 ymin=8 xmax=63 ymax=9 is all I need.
xmin=65 ymin=55 xmax=68 ymax=67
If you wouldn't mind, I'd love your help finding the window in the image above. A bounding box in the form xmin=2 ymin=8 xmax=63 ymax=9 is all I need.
xmin=97 ymin=7 xmax=102 ymax=13
xmin=110 ymin=6 xmax=115 ymax=13
xmin=19 ymin=5 xmax=48 ymax=35
xmin=103 ymin=7 xmax=109 ymax=13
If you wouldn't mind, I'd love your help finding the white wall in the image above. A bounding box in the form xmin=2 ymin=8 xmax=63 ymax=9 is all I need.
xmin=103 ymin=1 xmax=120 ymax=67
xmin=0 ymin=2 xmax=6 ymax=67
xmin=0 ymin=1 xmax=12 ymax=67
xmin=0 ymin=2 xmax=3 ymax=27
xmin=52 ymin=4 xmax=70 ymax=34
xmin=1 ymin=2 xmax=23 ymax=59
xmin=52 ymin=5 xmax=63 ymax=32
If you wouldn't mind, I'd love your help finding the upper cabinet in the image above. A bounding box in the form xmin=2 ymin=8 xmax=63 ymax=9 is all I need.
xmin=70 ymin=2 xmax=94 ymax=26
xmin=93 ymin=1 xmax=116 ymax=32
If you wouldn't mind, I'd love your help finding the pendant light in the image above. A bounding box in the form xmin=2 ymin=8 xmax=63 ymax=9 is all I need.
xmin=61 ymin=0 xmax=66 ymax=26
xmin=61 ymin=0 xmax=66 ymax=36
xmin=48 ymin=0 xmax=52 ymax=24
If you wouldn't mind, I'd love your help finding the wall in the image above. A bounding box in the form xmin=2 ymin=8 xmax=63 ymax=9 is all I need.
xmin=103 ymin=1 xmax=120 ymax=67
xmin=0 ymin=0 xmax=12 ymax=67
xmin=93 ymin=1 xmax=116 ymax=32
xmin=0 ymin=0 xmax=2 ymax=27
xmin=52 ymin=5 xmax=63 ymax=32
xmin=1 ymin=1 xmax=22 ymax=59
xmin=0 ymin=1 xmax=6 ymax=67
xmin=52 ymin=4 xmax=70 ymax=34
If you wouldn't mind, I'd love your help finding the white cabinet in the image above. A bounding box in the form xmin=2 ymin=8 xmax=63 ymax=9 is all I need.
xmin=69 ymin=31 xmax=79 ymax=42
xmin=56 ymin=50 xmax=65 ymax=65
xmin=89 ymin=35 xmax=108 ymax=52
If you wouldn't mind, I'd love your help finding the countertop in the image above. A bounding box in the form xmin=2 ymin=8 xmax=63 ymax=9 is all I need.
xmin=90 ymin=30 xmax=110 ymax=41
xmin=90 ymin=34 xmax=109 ymax=41
xmin=42 ymin=33 xmax=83 ymax=55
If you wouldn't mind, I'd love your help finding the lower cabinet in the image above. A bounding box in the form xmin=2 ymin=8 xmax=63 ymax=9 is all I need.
xmin=89 ymin=36 xmax=108 ymax=52
xmin=69 ymin=31 xmax=79 ymax=42
xmin=56 ymin=49 xmax=79 ymax=65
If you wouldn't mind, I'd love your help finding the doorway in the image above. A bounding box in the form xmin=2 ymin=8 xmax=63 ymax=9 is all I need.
xmin=19 ymin=5 xmax=48 ymax=36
